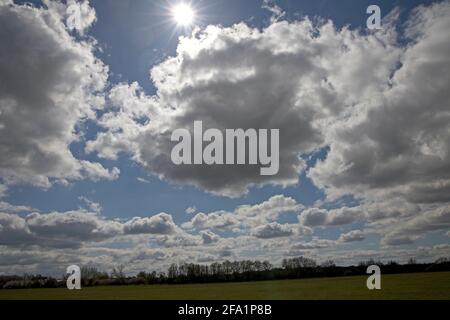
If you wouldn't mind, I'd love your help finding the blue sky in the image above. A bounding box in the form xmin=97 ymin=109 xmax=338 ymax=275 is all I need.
xmin=1 ymin=0 xmax=449 ymax=275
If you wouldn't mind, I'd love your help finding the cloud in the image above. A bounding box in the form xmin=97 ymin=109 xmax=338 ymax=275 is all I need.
xmin=137 ymin=177 xmax=151 ymax=184
xmin=0 ymin=1 xmax=117 ymax=189
xmin=0 ymin=202 xmax=35 ymax=213
xmin=299 ymin=206 xmax=363 ymax=227
xmin=183 ymin=211 xmax=239 ymax=231
xmin=381 ymin=205 xmax=450 ymax=246
xmin=185 ymin=206 xmax=197 ymax=214
xmin=262 ymin=0 xmax=285 ymax=23
xmin=25 ymin=210 xmax=122 ymax=247
xmin=200 ymin=230 xmax=220 ymax=244
xmin=182 ymin=195 xmax=302 ymax=232
xmin=87 ymin=14 xmax=400 ymax=197
xmin=339 ymin=230 xmax=365 ymax=243
xmin=1 ymin=1 xmax=450 ymax=275
xmin=251 ymin=222 xmax=294 ymax=239
xmin=0 ymin=208 xmax=182 ymax=249
xmin=308 ymin=1 xmax=450 ymax=204
xmin=123 ymin=213 xmax=178 ymax=235
xmin=78 ymin=196 xmax=102 ymax=213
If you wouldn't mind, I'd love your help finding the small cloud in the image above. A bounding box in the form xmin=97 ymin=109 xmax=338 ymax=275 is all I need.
xmin=137 ymin=177 xmax=151 ymax=184
xmin=78 ymin=196 xmax=102 ymax=213
xmin=262 ymin=0 xmax=285 ymax=23
xmin=339 ymin=230 xmax=365 ymax=243
xmin=185 ymin=206 xmax=197 ymax=214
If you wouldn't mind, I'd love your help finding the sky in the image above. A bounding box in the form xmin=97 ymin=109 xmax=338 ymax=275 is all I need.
xmin=0 ymin=0 xmax=449 ymax=276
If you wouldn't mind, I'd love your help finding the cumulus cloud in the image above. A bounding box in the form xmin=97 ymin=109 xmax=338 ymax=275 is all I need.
xmin=262 ymin=0 xmax=285 ymax=23
xmin=2 ymin=0 xmax=450 ymax=275
xmin=0 ymin=208 xmax=184 ymax=249
xmin=0 ymin=1 xmax=118 ymax=189
xmin=251 ymin=222 xmax=294 ymax=239
xmin=309 ymin=1 xmax=450 ymax=205
xmin=183 ymin=211 xmax=239 ymax=231
xmin=299 ymin=206 xmax=363 ymax=227
xmin=0 ymin=201 xmax=35 ymax=213
xmin=339 ymin=230 xmax=365 ymax=243
xmin=381 ymin=205 xmax=450 ymax=246
xmin=123 ymin=213 xmax=178 ymax=235
xmin=182 ymin=195 xmax=302 ymax=232
xmin=43 ymin=0 xmax=97 ymax=35
xmin=200 ymin=230 xmax=220 ymax=244
xmin=86 ymin=13 xmax=400 ymax=197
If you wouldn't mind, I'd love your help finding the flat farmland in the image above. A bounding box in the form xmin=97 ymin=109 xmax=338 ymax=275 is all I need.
xmin=0 ymin=272 xmax=449 ymax=300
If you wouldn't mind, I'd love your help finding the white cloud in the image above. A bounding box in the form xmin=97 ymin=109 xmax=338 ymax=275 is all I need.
xmin=0 ymin=208 xmax=182 ymax=249
xmin=182 ymin=195 xmax=302 ymax=232
xmin=43 ymin=0 xmax=97 ymax=35
xmin=185 ymin=206 xmax=197 ymax=214
xmin=0 ymin=201 xmax=35 ymax=213
xmin=381 ymin=205 xmax=450 ymax=246
xmin=137 ymin=177 xmax=151 ymax=184
xmin=87 ymin=14 xmax=400 ymax=197
xmin=262 ymin=0 xmax=285 ymax=23
xmin=339 ymin=230 xmax=365 ymax=243
xmin=200 ymin=230 xmax=220 ymax=244
xmin=251 ymin=222 xmax=294 ymax=239
xmin=183 ymin=211 xmax=239 ymax=231
xmin=309 ymin=1 xmax=450 ymax=205
xmin=299 ymin=206 xmax=363 ymax=227
xmin=78 ymin=196 xmax=102 ymax=213
xmin=0 ymin=1 xmax=118 ymax=189
xmin=1 ymin=1 xmax=450 ymax=275
xmin=123 ymin=213 xmax=178 ymax=235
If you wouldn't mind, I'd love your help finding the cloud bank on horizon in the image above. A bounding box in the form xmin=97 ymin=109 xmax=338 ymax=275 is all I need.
xmin=0 ymin=0 xmax=449 ymax=275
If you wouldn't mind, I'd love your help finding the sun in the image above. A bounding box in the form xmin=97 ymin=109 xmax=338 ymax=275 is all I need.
xmin=171 ymin=3 xmax=196 ymax=27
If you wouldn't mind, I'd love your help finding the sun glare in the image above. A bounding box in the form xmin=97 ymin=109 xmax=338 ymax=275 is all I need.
xmin=172 ymin=3 xmax=195 ymax=27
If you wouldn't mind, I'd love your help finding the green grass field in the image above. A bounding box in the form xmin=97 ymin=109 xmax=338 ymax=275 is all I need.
xmin=0 ymin=272 xmax=449 ymax=300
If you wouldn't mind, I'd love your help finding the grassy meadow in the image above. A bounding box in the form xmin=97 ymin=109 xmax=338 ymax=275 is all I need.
xmin=0 ymin=272 xmax=449 ymax=300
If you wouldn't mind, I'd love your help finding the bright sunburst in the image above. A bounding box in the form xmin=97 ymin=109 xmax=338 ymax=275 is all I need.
xmin=171 ymin=3 xmax=196 ymax=27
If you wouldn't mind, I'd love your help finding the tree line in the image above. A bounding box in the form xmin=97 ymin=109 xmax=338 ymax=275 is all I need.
xmin=1 ymin=256 xmax=450 ymax=289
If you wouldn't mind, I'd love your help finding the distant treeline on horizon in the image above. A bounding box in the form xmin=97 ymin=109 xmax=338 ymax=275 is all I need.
xmin=1 ymin=256 xmax=450 ymax=290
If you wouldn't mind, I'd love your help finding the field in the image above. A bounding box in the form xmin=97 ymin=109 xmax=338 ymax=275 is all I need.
xmin=0 ymin=272 xmax=449 ymax=300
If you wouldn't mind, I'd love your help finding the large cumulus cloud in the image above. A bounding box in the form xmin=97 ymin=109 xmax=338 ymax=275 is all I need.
xmin=308 ymin=1 xmax=450 ymax=204
xmin=0 ymin=0 xmax=118 ymax=189
xmin=0 ymin=209 xmax=182 ymax=249
xmin=86 ymin=15 xmax=401 ymax=197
